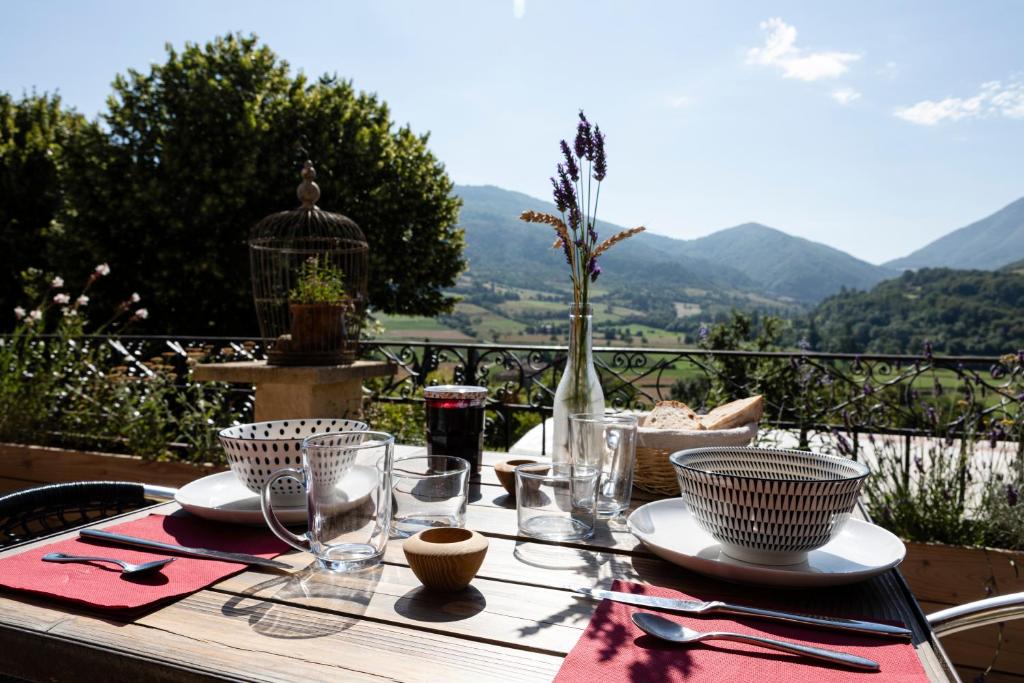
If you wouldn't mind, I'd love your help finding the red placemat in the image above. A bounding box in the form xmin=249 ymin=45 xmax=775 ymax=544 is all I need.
xmin=0 ymin=513 xmax=289 ymax=612
xmin=556 ymin=580 xmax=929 ymax=682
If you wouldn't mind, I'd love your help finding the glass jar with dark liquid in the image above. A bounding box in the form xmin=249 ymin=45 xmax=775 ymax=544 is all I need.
xmin=424 ymin=385 xmax=487 ymax=476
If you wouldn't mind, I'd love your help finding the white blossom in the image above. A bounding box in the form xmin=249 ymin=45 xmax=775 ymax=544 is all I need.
xmin=76 ymin=295 xmax=89 ymax=306
xmin=53 ymin=293 xmax=71 ymax=305
xmin=94 ymin=263 xmax=110 ymax=276
xmin=13 ymin=306 xmax=26 ymax=320
xmin=62 ymin=307 xmax=78 ymax=318
xmin=51 ymin=276 xmax=64 ymax=288
xmin=28 ymin=309 xmax=42 ymax=321
xmin=130 ymin=292 xmax=141 ymax=303
xmin=134 ymin=308 xmax=149 ymax=320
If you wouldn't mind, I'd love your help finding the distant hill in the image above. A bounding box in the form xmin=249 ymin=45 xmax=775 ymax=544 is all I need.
xmin=678 ymin=223 xmax=896 ymax=302
xmin=886 ymin=196 xmax=1024 ymax=271
xmin=455 ymin=185 xmax=893 ymax=305
xmin=812 ymin=268 xmax=1024 ymax=355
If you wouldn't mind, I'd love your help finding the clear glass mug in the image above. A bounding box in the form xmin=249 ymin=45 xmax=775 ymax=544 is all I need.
xmin=261 ymin=431 xmax=394 ymax=572
xmin=568 ymin=413 xmax=638 ymax=517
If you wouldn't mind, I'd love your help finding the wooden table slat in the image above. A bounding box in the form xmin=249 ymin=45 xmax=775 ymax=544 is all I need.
xmin=0 ymin=450 xmax=958 ymax=682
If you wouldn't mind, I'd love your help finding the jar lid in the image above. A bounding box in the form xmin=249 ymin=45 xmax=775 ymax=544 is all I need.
xmin=424 ymin=385 xmax=488 ymax=401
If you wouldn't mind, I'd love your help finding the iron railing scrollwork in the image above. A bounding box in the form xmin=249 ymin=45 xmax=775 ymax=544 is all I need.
xmin=8 ymin=335 xmax=1022 ymax=456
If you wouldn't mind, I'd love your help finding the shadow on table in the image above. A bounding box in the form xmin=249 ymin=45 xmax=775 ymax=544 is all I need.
xmin=220 ymin=563 xmax=382 ymax=639
xmin=393 ymin=585 xmax=487 ymax=622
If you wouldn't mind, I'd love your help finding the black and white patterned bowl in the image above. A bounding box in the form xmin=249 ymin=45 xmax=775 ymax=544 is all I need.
xmin=670 ymin=447 xmax=870 ymax=565
xmin=218 ymin=418 xmax=368 ymax=505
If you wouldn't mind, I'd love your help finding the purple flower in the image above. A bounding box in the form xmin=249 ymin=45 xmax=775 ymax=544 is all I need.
xmin=560 ymin=140 xmax=579 ymax=182
xmin=575 ymin=111 xmax=593 ymax=159
xmin=588 ymin=222 xmax=598 ymax=244
xmin=914 ymin=456 xmax=924 ymax=473
xmin=923 ymin=340 xmax=933 ymax=360
xmin=588 ymin=258 xmax=602 ymax=282
xmin=863 ymin=382 xmax=874 ymax=396
xmin=551 ymin=176 xmax=568 ymax=212
xmin=1007 ymin=483 xmax=1019 ymax=507
xmin=796 ymin=338 xmax=811 ymax=351
xmin=592 ymin=125 xmax=607 ymax=180
xmin=698 ymin=324 xmax=709 ymax=339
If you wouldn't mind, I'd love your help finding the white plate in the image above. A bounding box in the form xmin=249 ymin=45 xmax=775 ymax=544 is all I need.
xmin=627 ymin=498 xmax=906 ymax=587
xmin=175 ymin=468 xmax=376 ymax=526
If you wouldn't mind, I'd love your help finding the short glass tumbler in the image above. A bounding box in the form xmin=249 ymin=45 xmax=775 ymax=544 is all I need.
xmin=569 ymin=413 xmax=638 ymax=517
xmin=261 ymin=431 xmax=394 ymax=572
xmin=390 ymin=455 xmax=470 ymax=538
xmin=515 ymin=463 xmax=598 ymax=541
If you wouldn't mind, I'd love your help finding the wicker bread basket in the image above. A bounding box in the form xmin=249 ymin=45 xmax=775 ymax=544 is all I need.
xmin=634 ymin=418 xmax=759 ymax=496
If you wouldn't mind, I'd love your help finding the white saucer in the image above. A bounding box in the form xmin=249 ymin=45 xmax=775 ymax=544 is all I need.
xmin=627 ymin=498 xmax=906 ymax=587
xmin=175 ymin=468 xmax=376 ymax=526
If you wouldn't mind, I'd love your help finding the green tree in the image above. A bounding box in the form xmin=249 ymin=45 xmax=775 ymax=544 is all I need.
xmin=0 ymin=92 xmax=89 ymax=324
xmin=57 ymin=33 xmax=463 ymax=333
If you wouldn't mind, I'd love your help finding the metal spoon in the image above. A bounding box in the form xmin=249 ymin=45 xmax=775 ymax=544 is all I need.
xmin=42 ymin=552 xmax=175 ymax=577
xmin=631 ymin=612 xmax=880 ymax=671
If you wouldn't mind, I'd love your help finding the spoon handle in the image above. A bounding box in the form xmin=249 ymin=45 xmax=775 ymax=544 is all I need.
xmin=705 ymin=631 xmax=880 ymax=671
xmin=42 ymin=552 xmax=129 ymax=571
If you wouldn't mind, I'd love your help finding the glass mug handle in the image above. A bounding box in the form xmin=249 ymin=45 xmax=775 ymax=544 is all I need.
xmin=260 ymin=468 xmax=310 ymax=552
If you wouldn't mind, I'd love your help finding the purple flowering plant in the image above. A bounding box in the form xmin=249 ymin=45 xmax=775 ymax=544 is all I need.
xmin=520 ymin=111 xmax=644 ymax=311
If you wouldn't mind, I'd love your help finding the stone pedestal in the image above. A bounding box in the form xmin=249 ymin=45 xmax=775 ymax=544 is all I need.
xmin=193 ymin=360 xmax=394 ymax=422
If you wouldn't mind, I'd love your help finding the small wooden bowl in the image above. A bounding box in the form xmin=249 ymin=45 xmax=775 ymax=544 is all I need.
xmin=494 ymin=458 xmax=540 ymax=497
xmin=403 ymin=528 xmax=489 ymax=592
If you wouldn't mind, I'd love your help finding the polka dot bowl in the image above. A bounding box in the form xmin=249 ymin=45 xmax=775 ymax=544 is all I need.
xmin=218 ymin=418 xmax=368 ymax=506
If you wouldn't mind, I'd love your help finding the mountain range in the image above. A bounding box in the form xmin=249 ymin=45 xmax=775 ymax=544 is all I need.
xmin=886 ymin=197 xmax=1024 ymax=271
xmin=454 ymin=185 xmax=1024 ymax=306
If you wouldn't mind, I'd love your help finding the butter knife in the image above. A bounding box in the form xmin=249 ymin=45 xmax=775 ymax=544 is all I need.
xmin=80 ymin=528 xmax=292 ymax=570
xmin=575 ymin=587 xmax=912 ymax=640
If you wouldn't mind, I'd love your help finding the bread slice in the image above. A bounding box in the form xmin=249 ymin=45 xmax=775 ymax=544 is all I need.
xmin=644 ymin=400 xmax=705 ymax=430
xmin=700 ymin=395 xmax=764 ymax=430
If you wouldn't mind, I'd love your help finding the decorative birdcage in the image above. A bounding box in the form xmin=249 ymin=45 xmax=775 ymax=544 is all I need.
xmin=250 ymin=160 xmax=368 ymax=366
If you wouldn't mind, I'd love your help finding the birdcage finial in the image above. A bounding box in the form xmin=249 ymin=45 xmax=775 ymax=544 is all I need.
xmin=297 ymin=160 xmax=321 ymax=209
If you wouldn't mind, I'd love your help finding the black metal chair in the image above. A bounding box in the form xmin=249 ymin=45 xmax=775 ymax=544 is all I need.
xmin=0 ymin=481 xmax=177 ymax=549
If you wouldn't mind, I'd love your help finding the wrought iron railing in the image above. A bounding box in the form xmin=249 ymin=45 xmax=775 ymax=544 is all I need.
xmin=73 ymin=336 xmax=1024 ymax=456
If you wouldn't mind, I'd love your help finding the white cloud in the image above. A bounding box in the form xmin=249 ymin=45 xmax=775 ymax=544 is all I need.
xmin=895 ymin=80 xmax=1024 ymax=125
xmin=878 ymin=61 xmax=899 ymax=80
xmin=747 ymin=17 xmax=860 ymax=82
xmin=831 ymin=87 xmax=861 ymax=105
xmin=667 ymin=95 xmax=691 ymax=109
xmin=512 ymin=0 xmax=525 ymax=19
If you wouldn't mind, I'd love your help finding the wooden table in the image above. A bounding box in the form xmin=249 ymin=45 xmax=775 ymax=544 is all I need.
xmin=0 ymin=448 xmax=958 ymax=682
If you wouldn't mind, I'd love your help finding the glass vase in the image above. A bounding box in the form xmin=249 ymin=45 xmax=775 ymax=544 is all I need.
xmin=552 ymin=304 xmax=605 ymax=463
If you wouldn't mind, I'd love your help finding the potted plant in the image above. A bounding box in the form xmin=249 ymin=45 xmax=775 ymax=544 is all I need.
xmin=288 ymin=256 xmax=352 ymax=355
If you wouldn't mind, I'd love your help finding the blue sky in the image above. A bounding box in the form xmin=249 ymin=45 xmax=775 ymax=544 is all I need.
xmin=2 ymin=1 xmax=1022 ymax=264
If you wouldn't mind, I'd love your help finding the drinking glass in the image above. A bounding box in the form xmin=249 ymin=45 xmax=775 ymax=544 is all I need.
xmin=261 ymin=431 xmax=394 ymax=572
xmin=389 ymin=455 xmax=470 ymax=538
xmin=424 ymin=385 xmax=487 ymax=476
xmin=515 ymin=462 xmax=598 ymax=541
xmin=569 ymin=413 xmax=638 ymax=517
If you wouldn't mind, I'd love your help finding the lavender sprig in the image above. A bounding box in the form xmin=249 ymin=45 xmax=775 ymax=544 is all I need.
xmin=560 ymin=140 xmax=579 ymax=182
xmin=592 ymin=126 xmax=607 ymax=181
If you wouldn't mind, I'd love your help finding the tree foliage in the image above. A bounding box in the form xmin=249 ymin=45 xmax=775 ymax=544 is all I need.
xmin=0 ymin=92 xmax=89 ymax=316
xmin=6 ymin=34 xmax=463 ymax=333
xmin=812 ymin=268 xmax=1024 ymax=355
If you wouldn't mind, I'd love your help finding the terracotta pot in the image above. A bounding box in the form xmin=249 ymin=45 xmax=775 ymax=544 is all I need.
xmin=288 ymin=303 xmax=348 ymax=353
xmin=403 ymin=527 xmax=488 ymax=592
xmin=494 ymin=458 xmax=540 ymax=498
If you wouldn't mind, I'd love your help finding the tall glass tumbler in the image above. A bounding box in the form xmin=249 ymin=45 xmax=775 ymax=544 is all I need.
xmin=424 ymin=385 xmax=487 ymax=476
xmin=568 ymin=413 xmax=638 ymax=517
xmin=262 ymin=431 xmax=394 ymax=572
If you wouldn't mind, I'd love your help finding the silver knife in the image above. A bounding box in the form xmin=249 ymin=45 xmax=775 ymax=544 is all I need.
xmin=575 ymin=587 xmax=912 ymax=640
xmin=80 ymin=529 xmax=292 ymax=571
